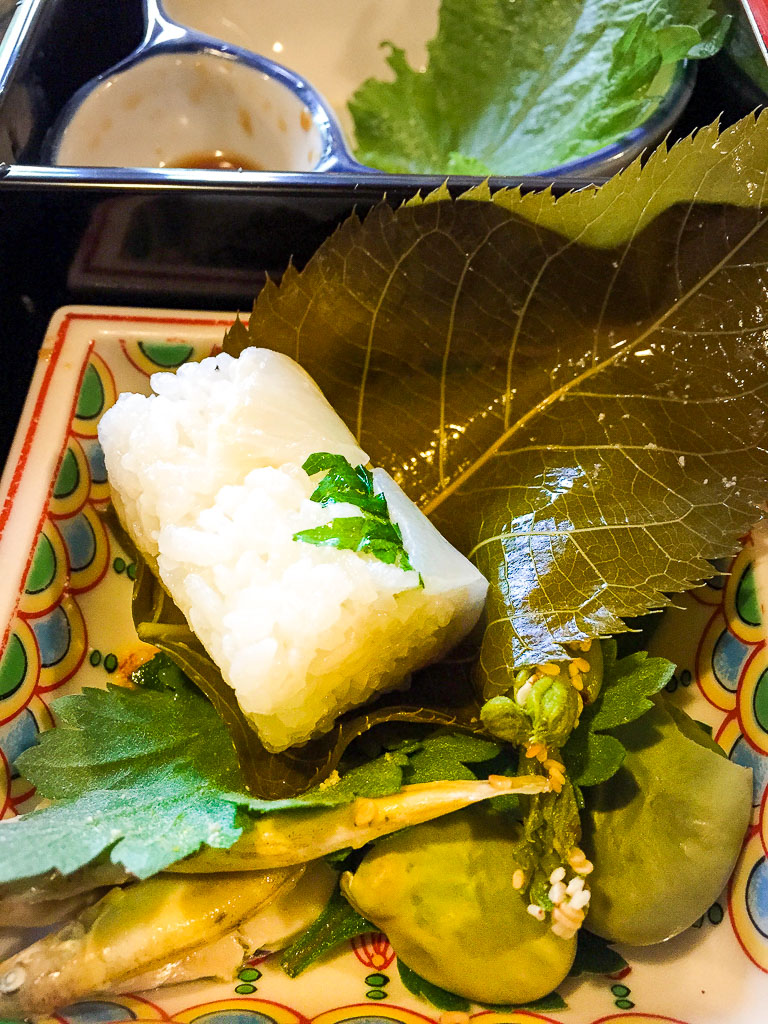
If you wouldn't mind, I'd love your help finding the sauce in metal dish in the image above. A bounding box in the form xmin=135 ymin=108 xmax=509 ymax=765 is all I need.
xmin=167 ymin=151 xmax=264 ymax=170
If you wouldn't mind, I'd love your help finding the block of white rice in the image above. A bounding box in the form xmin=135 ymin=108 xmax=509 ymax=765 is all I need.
xmin=98 ymin=348 xmax=488 ymax=751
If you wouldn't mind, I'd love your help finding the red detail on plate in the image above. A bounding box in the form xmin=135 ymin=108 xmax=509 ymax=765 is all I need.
xmin=0 ymin=746 xmax=11 ymax=819
xmin=744 ymin=1 xmax=768 ymax=42
xmin=0 ymin=311 xmax=234 ymax=657
xmin=591 ymin=1015 xmax=689 ymax=1024
xmin=350 ymin=931 xmax=395 ymax=970
xmin=244 ymin=951 xmax=274 ymax=967
xmin=727 ymin=843 xmax=768 ymax=975
xmin=607 ymin=966 xmax=632 ymax=980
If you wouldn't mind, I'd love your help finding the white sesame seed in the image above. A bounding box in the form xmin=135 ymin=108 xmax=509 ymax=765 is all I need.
xmin=566 ymin=876 xmax=585 ymax=896
xmin=549 ymin=881 xmax=567 ymax=904
xmin=527 ymin=904 xmax=546 ymax=921
xmin=570 ymin=890 xmax=591 ymax=910
xmin=549 ymin=866 xmax=566 ymax=884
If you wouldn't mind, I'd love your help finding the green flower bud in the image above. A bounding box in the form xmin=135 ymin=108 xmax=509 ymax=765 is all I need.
xmin=480 ymin=695 xmax=531 ymax=745
xmin=526 ymin=675 xmax=580 ymax=748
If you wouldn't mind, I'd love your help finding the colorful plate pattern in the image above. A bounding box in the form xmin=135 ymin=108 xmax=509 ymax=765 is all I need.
xmin=0 ymin=306 xmax=767 ymax=1024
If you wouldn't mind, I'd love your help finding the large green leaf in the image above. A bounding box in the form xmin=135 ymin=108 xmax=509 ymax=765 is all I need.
xmin=348 ymin=0 xmax=726 ymax=175
xmin=227 ymin=113 xmax=768 ymax=684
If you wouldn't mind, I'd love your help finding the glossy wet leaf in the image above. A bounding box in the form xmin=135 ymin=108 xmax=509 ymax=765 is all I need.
xmin=228 ymin=112 xmax=768 ymax=674
xmin=562 ymin=640 xmax=674 ymax=787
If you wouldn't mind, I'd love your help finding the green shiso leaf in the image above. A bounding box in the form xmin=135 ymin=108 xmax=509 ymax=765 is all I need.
xmin=225 ymin=112 xmax=768 ymax=673
xmin=3 ymin=660 xmax=246 ymax=880
xmin=401 ymin=731 xmax=501 ymax=784
xmin=348 ymin=0 xmax=726 ymax=176
xmin=17 ymin=672 xmax=241 ymax=800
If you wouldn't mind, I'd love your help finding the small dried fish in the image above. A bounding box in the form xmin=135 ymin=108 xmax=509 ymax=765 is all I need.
xmin=0 ymin=868 xmax=299 ymax=1016
xmin=170 ymin=775 xmax=550 ymax=873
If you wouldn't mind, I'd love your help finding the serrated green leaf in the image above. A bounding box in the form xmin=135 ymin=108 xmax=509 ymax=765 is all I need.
xmin=590 ymin=651 xmax=674 ymax=731
xmin=402 ymin=731 xmax=501 ymax=784
xmin=228 ymin=112 xmax=768 ymax=672
xmin=562 ymin=730 xmax=627 ymax=788
xmin=17 ymin=681 xmax=242 ymax=800
xmin=293 ymin=516 xmax=414 ymax=570
xmin=294 ymin=453 xmax=419 ymax=575
xmin=348 ymin=0 xmax=724 ymax=176
xmin=562 ymin=641 xmax=674 ymax=786
xmin=3 ymin=661 xmax=495 ymax=886
xmin=0 ymin=783 xmax=242 ymax=883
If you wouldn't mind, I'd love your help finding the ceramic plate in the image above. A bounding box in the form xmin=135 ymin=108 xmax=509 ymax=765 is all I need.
xmin=1 ymin=306 xmax=767 ymax=1024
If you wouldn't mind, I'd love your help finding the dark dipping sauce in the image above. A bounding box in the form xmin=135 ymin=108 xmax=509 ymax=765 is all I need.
xmin=168 ymin=151 xmax=264 ymax=170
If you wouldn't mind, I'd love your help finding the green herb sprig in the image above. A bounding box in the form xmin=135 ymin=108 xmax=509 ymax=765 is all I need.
xmin=293 ymin=453 xmax=421 ymax=582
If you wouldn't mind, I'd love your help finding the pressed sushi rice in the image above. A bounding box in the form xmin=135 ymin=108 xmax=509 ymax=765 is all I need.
xmin=99 ymin=348 xmax=488 ymax=751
